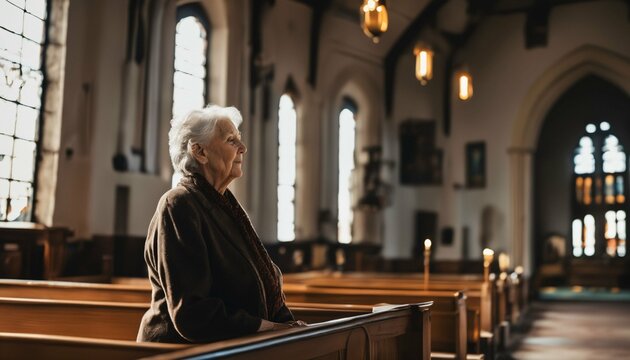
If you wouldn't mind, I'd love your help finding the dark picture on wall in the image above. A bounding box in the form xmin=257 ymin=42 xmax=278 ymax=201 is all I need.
xmin=466 ymin=142 xmax=486 ymax=188
xmin=400 ymin=120 xmax=442 ymax=185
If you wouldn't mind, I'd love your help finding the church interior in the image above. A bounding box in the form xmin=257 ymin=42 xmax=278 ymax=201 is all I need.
xmin=1 ymin=0 xmax=630 ymax=358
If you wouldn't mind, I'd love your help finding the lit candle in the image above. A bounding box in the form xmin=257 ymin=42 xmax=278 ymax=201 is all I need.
xmin=483 ymin=248 xmax=494 ymax=264
xmin=423 ymin=239 xmax=431 ymax=290
xmin=498 ymin=252 xmax=510 ymax=273
xmin=482 ymin=248 xmax=494 ymax=282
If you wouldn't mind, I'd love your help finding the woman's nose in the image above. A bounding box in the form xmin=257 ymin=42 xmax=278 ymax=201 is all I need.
xmin=238 ymin=140 xmax=247 ymax=154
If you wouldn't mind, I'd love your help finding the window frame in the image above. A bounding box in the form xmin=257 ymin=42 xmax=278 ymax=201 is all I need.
xmin=173 ymin=3 xmax=211 ymax=112
xmin=0 ymin=0 xmax=51 ymax=222
xmin=336 ymin=97 xmax=358 ymax=244
xmin=277 ymin=93 xmax=297 ymax=242
xmin=170 ymin=3 xmax=211 ymax=187
xmin=571 ymin=123 xmax=629 ymax=257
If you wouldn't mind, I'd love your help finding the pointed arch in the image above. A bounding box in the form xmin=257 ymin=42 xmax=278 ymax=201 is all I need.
xmin=512 ymin=45 xmax=630 ymax=150
xmin=322 ymin=65 xmax=383 ymax=244
xmin=509 ymin=45 xmax=630 ymax=273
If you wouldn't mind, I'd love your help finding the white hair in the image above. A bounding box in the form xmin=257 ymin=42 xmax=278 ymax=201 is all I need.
xmin=169 ymin=105 xmax=243 ymax=176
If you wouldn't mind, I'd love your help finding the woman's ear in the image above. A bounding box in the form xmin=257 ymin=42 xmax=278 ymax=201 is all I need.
xmin=191 ymin=143 xmax=208 ymax=164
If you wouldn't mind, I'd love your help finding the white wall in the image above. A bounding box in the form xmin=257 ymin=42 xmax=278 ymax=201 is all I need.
xmin=446 ymin=0 xmax=630 ymax=261
xmin=378 ymin=0 xmax=630 ymax=262
xmin=48 ymin=0 xmax=630 ymax=271
xmin=52 ymin=0 xmax=248 ymax=238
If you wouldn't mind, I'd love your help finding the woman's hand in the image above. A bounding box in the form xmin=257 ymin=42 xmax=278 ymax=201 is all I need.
xmin=287 ymin=320 xmax=308 ymax=327
xmin=258 ymin=319 xmax=308 ymax=332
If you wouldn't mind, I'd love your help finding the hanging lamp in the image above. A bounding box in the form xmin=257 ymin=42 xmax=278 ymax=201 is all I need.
xmin=456 ymin=68 xmax=473 ymax=101
xmin=413 ymin=43 xmax=433 ymax=85
xmin=360 ymin=0 xmax=389 ymax=43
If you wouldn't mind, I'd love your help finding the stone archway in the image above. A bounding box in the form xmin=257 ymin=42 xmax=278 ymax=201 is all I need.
xmin=509 ymin=45 xmax=630 ymax=275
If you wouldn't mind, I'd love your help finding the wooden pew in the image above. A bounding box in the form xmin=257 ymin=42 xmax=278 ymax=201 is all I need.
xmin=0 ymin=332 xmax=186 ymax=360
xmin=0 ymin=297 xmax=406 ymax=341
xmin=301 ymin=280 xmax=489 ymax=355
xmin=0 ymin=274 xmax=512 ymax=330
xmin=144 ymin=303 xmax=432 ymax=360
xmin=0 ymin=279 xmax=150 ymax=303
xmin=283 ymin=277 xmax=497 ymax=358
xmin=285 ymin=270 xmax=521 ymax=330
xmin=283 ymin=285 xmax=469 ymax=359
xmin=0 ymin=278 xmax=475 ymax=359
xmin=283 ymin=272 xmax=502 ymax=333
xmin=0 ymin=298 xmax=431 ymax=360
xmin=0 ymin=297 xmax=147 ymax=341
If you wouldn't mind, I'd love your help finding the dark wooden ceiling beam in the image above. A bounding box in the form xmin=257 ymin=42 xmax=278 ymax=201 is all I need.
xmin=525 ymin=0 xmax=550 ymax=48
xmin=288 ymin=0 xmax=332 ymax=88
xmin=249 ymin=0 xmax=275 ymax=115
xmin=308 ymin=0 xmax=332 ymax=87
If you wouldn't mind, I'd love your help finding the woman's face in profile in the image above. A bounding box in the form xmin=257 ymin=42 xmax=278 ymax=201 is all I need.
xmin=204 ymin=118 xmax=247 ymax=182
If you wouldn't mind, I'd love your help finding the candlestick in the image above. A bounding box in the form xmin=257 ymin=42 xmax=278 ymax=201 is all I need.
xmin=424 ymin=239 xmax=431 ymax=290
xmin=335 ymin=248 xmax=345 ymax=273
xmin=482 ymin=248 xmax=494 ymax=282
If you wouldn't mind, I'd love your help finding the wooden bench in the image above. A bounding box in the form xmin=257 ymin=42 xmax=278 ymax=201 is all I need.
xmin=144 ymin=303 xmax=432 ymax=360
xmin=285 ymin=270 xmax=523 ymax=329
xmin=0 ymin=278 xmax=475 ymax=359
xmin=0 ymin=297 xmax=410 ymax=341
xmin=0 ymin=332 xmax=186 ymax=360
xmin=0 ymin=298 xmax=431 ymax=360
xmin=283 ymin=276 xmax=498 ymax=358
xmin=300 ymin=279 xmax=490 ymax=355
xmin=283 ymin=285 xmax=469 ymax=359
xmin=0 ymin=279 xmax=150 ymax=303
xmin=284 ymin=272 xmax=503 ymax=331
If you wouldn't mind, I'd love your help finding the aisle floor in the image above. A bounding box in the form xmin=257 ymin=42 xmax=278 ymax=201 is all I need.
xmin=510 ymin=302 xmax=630 ymax=359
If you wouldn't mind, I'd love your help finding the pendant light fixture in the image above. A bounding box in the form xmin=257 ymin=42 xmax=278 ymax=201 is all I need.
xmin=456 ymin=68 xmax=473 ymax=101
xmin=413 ymin=43 xmax=433 ymax=85
xmin=360 ymin=0 xmax=389 ymax=43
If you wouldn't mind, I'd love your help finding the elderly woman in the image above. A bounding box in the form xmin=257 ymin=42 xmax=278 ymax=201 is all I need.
xmin=138 ymin=105 xmax=301 ymax=344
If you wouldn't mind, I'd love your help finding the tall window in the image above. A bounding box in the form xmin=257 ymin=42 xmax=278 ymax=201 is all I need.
xmin=572 ymin=122 xmax=627 ymax=257
xmin=0 ymin=0 xmax=48 ymax=222
xmin=171 ymin=4 xmax=209 ymax=186
xmin=338 ymin=107 xmax=356 ymax=244
xmin=277 ymin=94 xmax=296 ymax=242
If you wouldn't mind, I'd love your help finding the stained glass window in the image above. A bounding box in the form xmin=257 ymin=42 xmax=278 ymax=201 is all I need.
xmin=617 ymin=210 xmax=626 ymax=257
xmin=338 ymin=108 xmax=356 ymax=244
xmin=572 ymin=122 xmax=627 ymax=257
xmin=584 ymin=214 xmax=595 ymax=256
xmin=277 ymin=94 xmax=296 ymax=242
xmin=0 ymin=0 xmax=48 ymax=221
xmin=574 ymin=137 xmax=595 ymax=174
xmin=572 ymin=219 xmax=583 ymax=257
xmin=171 ymin=6 xmax=209 ymax=187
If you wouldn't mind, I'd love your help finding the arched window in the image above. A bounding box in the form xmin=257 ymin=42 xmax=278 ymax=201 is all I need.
xmin=572 ymin=122 xmax=627 ymax=257
xmin=338 ymin=102 xmax=357 ymax=244
xmin=0 ymin=0 xmax=48 ymax=222
xmin=277 ymin=94 xmax=296 ymax=242
xmin=171 ymin=4 xmax=210 ymax=186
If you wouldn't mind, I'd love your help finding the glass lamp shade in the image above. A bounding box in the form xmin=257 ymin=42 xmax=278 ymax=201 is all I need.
xmin=414 ymin=44 xmax=433 ymax=85
xmin=360 ymin=0 xmax=388 ymax=43
xmin=456 ymin=70 xmax=473 ymax=101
